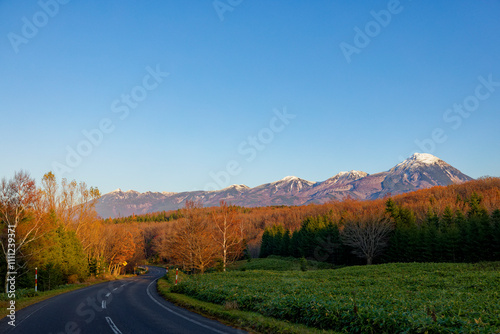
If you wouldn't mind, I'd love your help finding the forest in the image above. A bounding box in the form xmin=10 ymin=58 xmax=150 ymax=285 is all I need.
xmin=259 ymin=193 xmax=500 ymax=265
xmin=0 ymin=171 xmax=140 ymax=292
xmin=1 ymin=170 xmax=500 ymax=293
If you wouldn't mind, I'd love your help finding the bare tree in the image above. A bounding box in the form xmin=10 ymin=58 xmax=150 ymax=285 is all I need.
xmin=341 ymin=214 xmax=394 ymax=265
xmin=211 ymin=201 xmax=244 ymax=272
xmin=41 ymin=173 xmax=101 ymax=234
xmin=0 ymin=171 xmax=45 ymax=292
xmin=40 ymin=172 xmax=103 ymax=261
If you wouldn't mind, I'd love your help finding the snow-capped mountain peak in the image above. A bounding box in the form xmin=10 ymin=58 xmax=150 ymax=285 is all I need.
xmin=273 ymin=176 xmax=316 ymax=186
xmin=392 ymin=153 xmax=445 ymax=172
xmin=280 ymin=176 xmax=299 ymax=182
xmin=220 ymin=184 xmax=250 ymax=192
xmin=382 ymin=153 xmax=472 ymax=196
xmin=96 ymin=153 xmax=473 ymax=218
xmin=410 ymin=153 xmax=441 ymax=164
xmin=327 ymin=170 xmax=368 ymax=184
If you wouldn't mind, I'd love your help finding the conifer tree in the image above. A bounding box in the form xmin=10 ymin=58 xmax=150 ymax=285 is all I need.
xmin=491 ymin=209 xmax=500 ymax=260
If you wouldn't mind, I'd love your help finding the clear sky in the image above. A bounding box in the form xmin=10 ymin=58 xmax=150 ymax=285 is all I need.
xmin=1 ymin=0 xmax=499 ymax=194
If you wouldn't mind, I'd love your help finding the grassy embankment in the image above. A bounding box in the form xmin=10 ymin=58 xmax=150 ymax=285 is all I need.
xmin=157 ymin=257 xmax=500 ymax=333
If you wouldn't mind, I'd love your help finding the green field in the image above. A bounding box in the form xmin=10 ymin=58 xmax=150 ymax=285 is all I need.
xmin=227 ymin=256 xmax=337 ymax=271
xmin=171 ymin=260 xmax=500 ymax=333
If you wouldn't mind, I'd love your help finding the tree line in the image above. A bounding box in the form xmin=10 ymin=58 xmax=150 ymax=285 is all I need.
xmin=4 ymin=172 xmax=499 ymax=291
xmin=107 ymin=210 xmax=182 ymax=224
xmin=384 ymin=194 xmax=500 ymax=263
xmin=0 ymin=171 xmax=143 ymax=292
xmin=260 ymin=186 xmax=500 ymax=265
xmin=104 ymin=177 xmax=500 ymax=270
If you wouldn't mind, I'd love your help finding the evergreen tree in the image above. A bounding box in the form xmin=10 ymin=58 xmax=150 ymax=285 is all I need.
xmin=385 ymin=200 xmax=417 ymax=262
xmin=58 ymin=226 xmax=88 ymax=282
xmin=466 ymin=192 xmax=484 ymax=218
xmin=32 ymin=222 xmax=88 ymax=289
xmin=424 ymin=208 xmax=440 ymax=261
xmin=297 ymin=216 xmax=330 ymax=260
xmin=321 ymin=222 xmax=343 ymax=264
xmin=466 ymin=193 xmax=490 ymax=261
xmin=441 ymin=206 xmax=458 ymax=262
xmin=454 ymin=210 xmax=468 ymax=262
xmin=290 ymin=230 xmax=301 ymax=258
xmin=422 ymin=222 xmax=438 ymax=262
xmin=259 ymin=229 xmax=271 ymax=258
xmin=491 ymin=209 xmax=500 ymax=260
xmin=270 ymin=225 xmax=285 ymax=256
xmin=281 ymin=229 xmax=291 ymax=256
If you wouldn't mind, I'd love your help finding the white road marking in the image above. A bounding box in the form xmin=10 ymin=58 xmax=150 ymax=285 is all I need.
xmin=105 ymin=317 xmax=123 ymax=334
xmin=102 ymin=300 xmax=106 ymax=309
xmin=146 ymin=277 xmax=229 ymax=334
xmin=12 ymin=283 xmax=102 ymax=329
xmin=105 ymin=292 xmax=111 ymax=297
xmin=10 ymin=303 xmax=49 ymax=328
xmin=113 ymin=287 xmax=118 ymax=291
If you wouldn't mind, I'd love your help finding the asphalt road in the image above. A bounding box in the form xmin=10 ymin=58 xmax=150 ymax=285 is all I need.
xmin=0 ymin=266 xmax=246 ymax=334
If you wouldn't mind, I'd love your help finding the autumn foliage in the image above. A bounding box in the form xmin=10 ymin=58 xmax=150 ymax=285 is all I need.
xmin=259 ymin=177 xmax=500 ymax=265
xmin=2 ymin=172 xmax=499 ymax=291
xmin=0 ymin=171 xmax=143 ymax=292
xmin=153 ymin=200 xmax=244 ymax=273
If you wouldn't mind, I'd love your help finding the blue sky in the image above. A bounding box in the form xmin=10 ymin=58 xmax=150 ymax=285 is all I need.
xmin=1 ymin=0 xmax=499 ymax=194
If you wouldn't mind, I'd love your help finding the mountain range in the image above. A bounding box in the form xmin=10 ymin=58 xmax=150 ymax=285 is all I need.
xmin=96 ymin=153 xmax=473 ymax=218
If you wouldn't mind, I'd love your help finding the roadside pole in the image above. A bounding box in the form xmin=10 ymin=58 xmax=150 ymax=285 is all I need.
xmin=175 ymin=268 xmax=178 ymax=285
xmin=35 ymin=267 xmax=37 ymax=292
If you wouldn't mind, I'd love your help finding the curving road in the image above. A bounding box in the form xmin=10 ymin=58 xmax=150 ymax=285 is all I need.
xmin=0 ymin=266 xmax=245 ymax=334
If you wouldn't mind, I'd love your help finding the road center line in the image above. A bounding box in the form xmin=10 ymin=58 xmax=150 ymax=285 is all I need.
xmin=105 ymin=317 xmax=123 ymax=334
xmin=102 ymin=300 xmax=106 ymax=309
xmin=146 ymin=276 xmax=229 ymax=334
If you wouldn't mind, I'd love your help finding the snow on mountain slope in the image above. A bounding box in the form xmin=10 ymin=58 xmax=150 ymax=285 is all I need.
xmin=96 ymin=153 xmax=473 ymax=218
xmin=374 ymin=153 xmax=473 ymax=198
xmin=324 ymin=170 xmax=368 ymax=185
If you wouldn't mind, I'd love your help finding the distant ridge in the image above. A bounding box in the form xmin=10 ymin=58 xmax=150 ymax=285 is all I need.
xmin=96 ymin=153 xmax=473 ymax=218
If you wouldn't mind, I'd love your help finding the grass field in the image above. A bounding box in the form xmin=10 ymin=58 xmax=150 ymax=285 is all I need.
xmin=157 ymin=278 xmax=340 ymax=334
xmin=227 ymin=256 xmax=337 ymax=271
xmin=170 ymin=260 xmax=500 ymax=333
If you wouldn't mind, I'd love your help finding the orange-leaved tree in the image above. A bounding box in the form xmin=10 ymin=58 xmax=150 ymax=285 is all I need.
xmin=103 ymin=226 xmax=136 ymax=275
xmin=161 ymin=200 xmax=217 ymax=273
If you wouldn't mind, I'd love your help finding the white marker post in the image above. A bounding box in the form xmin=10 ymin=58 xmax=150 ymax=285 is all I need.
xmin=175 ymin=268 xmax=178 ymax=285
xmin=35 ymin=267 xmax=37 ymax=292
